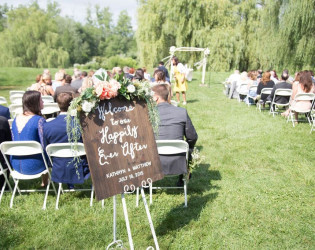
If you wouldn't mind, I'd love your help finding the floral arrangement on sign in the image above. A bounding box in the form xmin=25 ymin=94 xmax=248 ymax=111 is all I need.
xmin=66 ymin=68 xmax=159 ymax=164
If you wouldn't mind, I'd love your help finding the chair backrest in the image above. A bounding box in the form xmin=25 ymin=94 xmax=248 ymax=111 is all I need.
xmin=9 ymin=104 xmax=23 ymax=118
xmin=274 ymin=88 xmax=292 ymax=97
xmin=0 ymin=96 xmax=8 ymax=106
xmin=9 ymin=90 xmax=25 ymax=97
xmin=10 ymin=94 xmax=23 ymax=104
xmin=294 ymin=93 xmax=315 ymax=101
xmin=155 ymin=140 xmax=189 ymax=161
xmin=41 ymin=95 xmax=54 ymax=103
xmin=261 ymin=88 xmax=273 ymax=95
xmin=248 ymin=86 xmax=257 ymax=92
xmin=46 ymin=143 xmax=86 ymax=158
xmin=0 ymin=141 xmax=49 ymax=173
xmin=41 ymin=103 xmax=60 ymax=115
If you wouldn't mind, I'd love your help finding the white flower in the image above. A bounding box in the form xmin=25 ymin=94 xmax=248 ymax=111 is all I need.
xmin=70 ymin=109 xmax=77 ymax=117
xmin=82 ymin=100 xmax=95 ymax=113
xmin=127 ymin=84 xmax=136 ymax=93
xmin=150 ymin=90 xmax=155 ymax=97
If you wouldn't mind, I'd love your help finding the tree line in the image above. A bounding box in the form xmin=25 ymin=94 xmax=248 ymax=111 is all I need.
xmin=0 ymin=0 xmax=314 ymax=72
xmin=137 ymin=0 xmax=315 ymax=72
xmin=0 ymin=1 xmax=136 ymax=69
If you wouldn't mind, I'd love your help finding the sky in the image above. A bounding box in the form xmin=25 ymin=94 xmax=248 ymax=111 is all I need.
xmin=0 ymin=0 xmax=138 ymax=28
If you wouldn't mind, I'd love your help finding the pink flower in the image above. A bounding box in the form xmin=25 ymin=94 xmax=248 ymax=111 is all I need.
xmin=94 ymin=80 xmax=121 ymax=100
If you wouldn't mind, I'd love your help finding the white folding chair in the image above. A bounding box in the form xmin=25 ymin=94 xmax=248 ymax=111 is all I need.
xmin=41 ymin=95 xmax=54 ymax=103
xmin=0 ymin=141 xmax=56 ymax=209
xmin=9 ymin=104 xmax=23 ymax=118
xmin=41 ymin=103 xmax=60 ymax=116
xmin=257 ymin=88 xmax=273 ymax=112
xmin=287 ymin=93 xmax=315 ymax=127
xmin=0 ymin=96 xmax=8 ymax=106
xmin=269 ymin=88 xmax=292 ymax=117
xmin=46 ymin=143 xmax=102 ymax=209
xmin=0 ymin=161 xmax=12 ymax=205
xmin=136 ymin=140 xmax=189 ymax=207
xmin=238 ymin=83 xmax=248 ymax=102
xmin=9 ymin=90 xmax=25 ymax=97
xmin=9 ymin=94 xmax=23 ymax=104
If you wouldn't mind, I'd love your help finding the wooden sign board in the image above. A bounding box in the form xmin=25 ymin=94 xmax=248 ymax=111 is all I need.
xmin=80 ymin=98 xmax=164 ymax=200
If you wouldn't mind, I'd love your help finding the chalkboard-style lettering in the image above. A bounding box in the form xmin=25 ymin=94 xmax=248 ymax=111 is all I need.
xmin=121 ymin=142 xmax=148 ymax=159
xmin=99 ymin=125 xmax=138 ymax=144
xmin=106 ymin=169 xmax=126 ymax=178
xmin=98 ymin=147 xmax=119 ymax=165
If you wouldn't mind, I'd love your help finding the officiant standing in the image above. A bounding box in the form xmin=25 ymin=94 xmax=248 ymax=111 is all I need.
xmin=172 ymin=56 xmax=188 ymax=105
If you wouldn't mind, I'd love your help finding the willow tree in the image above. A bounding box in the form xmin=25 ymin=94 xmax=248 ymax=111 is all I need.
xmin=0 ymin=5 xmax=69 ymax=67
xmin=137 ymin=0 xmax=260 ymax=71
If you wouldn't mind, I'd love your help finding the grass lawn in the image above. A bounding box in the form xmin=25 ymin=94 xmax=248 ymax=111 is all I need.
xmin=0 ymin=68 xmax=314 ymax=249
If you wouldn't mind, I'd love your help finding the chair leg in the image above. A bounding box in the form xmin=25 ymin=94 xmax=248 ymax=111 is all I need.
xmin=3 ymin=171 xmax=12 ymax=192
xmin=101 ymin=199 xmax=104 ymax=208
xmin=183 ymin=179 xmax=187 ymax=207
xmin=136 ymin=187 xmax=139 ymax=207
xmin=149 ymin=183 xmax=153 ymax=205
xmin=55 ymin=183 xmax=62 ymax=210
xmin=10 ymin=180 xmax=19 ymax=208
xmin=90 ymin=185 xmax=94 ymax=207
xmin=0 ymin=181 xmax=6 ymax=205
xmin=43 ymin=180 xmax=51 ymax=210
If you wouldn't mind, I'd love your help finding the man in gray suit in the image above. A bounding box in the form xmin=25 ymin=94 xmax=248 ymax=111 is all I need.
xmin=152 ymin=84 xmax=198 ymax=186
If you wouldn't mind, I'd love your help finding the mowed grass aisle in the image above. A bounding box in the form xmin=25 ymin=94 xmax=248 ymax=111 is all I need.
xmin=0 ymin=69 xmax=314 ymax=249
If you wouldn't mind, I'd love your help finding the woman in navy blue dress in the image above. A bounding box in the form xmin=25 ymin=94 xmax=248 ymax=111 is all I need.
xmin=11 ymin=91 xmax=47 ymax=185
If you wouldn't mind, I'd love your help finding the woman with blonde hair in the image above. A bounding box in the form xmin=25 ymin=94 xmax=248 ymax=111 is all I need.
xmin=30 ymin=73 xmax=54 ymax=96
xmin=172 ymin=56 xmax=187 ymax=105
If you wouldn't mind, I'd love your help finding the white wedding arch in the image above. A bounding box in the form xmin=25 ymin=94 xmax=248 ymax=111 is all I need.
xmin=162 ymin=46 xmax=210 ymax=85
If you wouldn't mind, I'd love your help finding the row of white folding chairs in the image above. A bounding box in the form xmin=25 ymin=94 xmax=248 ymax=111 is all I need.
xmin=9 ymin=102 xmax=60 ymax=118
xmin=1 ymin=94 xmax=54 ymax=106
xmin=0 ymin=141 xmax=103 ymax=210
xmin=239 ymin=87 xmax=315 ymax=129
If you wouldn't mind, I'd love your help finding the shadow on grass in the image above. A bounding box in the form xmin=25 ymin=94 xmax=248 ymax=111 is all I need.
xmin=187 ymin=99 xmax=199 ymax=104
xmin=151 ymin=163 xmax=220 ymax=236
xmin=155 ymin=192 xmax=218 ymax=236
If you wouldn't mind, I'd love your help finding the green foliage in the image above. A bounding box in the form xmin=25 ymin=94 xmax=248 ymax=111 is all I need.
xmin=0 ymin=4 xmax=136 ymax=68
xmin=137 ymin=0 xmax=315 ymax=72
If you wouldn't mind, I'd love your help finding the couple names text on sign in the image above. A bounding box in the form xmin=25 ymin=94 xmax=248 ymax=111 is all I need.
xmin=80 ymin=98 xmax=164 ymax=200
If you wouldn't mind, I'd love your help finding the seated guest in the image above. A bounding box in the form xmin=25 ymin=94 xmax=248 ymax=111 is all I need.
xmin=54 ymin=75 xmax=77 ymax=102
xmin=30 ymin=73 xmax=54 ymax=96
xmin=43 ymin=93 xmax=89 ymax=189
xmin=257 ymin=71 xmax=275 ymax=103
xmin=0 ymin=116 xmax=11 ymax=190
xmin=153 ymin=69 xmax=172 ymax=103
xmin=270 ymin=70 xmax=279 ymax=84
xmin=281 ymin=71 xmax=315 ymax=121
xmin=152 ymin=84 xmax=198 ymax=186
xmin=245 ymin=71 xmax=258 ymax=105
xmin=123 ymin=66 xmax=133 ymax=80
xmin=0 ymin=104 xmax=10 ymax=119
xmin=71 ymin=71 xmax=87 ymax=91
xmin=52 ymin=71 xmax=65 ymax=91
xmin=226 ymin=70 xmax=240 ymax=98
xmin=158 ymin=61 xmax=170 ymax=82
xmin=267 ymin=71 xmax=292 ymax=105
xmin=143 ymin=67 xmax=151 ymax=81
xmin=11 ymin=91 xmax=48 ymax=186
xmin=133 ymin=68 xmax=145 ymax=81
